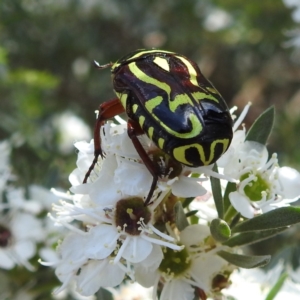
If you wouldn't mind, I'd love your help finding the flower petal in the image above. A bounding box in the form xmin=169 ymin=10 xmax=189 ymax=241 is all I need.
xmin=278 ymin=167 xmax=300 ymax=199
xmin=76 ymin=259 xmax=125 ymax=296
xmin=85 ymin=225 xmax=117 ymax=259
xmin=170 ymin=176 xmax=207 ymax=198
xmin=121 ymin=236 xmax=153 ymax=263
xmin=161 ymin=279 xmax=194 ymax=300
xmin=229 ymin=191 xmax=256 ymax=218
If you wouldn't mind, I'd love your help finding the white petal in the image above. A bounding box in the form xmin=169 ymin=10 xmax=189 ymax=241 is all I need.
xmin=74 ymin=140 xmax=94 ymax=154
xmin=0 ymin=250 xmax=15 ymax=269
xmin=13 ymin=240 xmax=36 ymax=261
xmin=134 ymin=244 xmax=163 ymax=287
xmin=70 ymin=182 xmax=93 ymax=194
xmin=217 ymin=129 xmax=246 ymax=167
xmin=76 ymin=259 xmax=125 ymax=296
xmin=190 ymin=253 xmax=228 ymax=292
xmin=229 ymin=191 xmax=255 ymax=218
xmin=161 ymin=279 xmax=194 ymax=300
xmin=121 ymin=236 xmax=153 ymax=263
xmin=278 ymin=167 xmax=300 ymax=199
xmin=180 ymin=224 xmax=210 ymax=247
xmin=39 ymin=247 xmax=60 ymax=263
xmin=69 ymin=168 xmax=84 ymax=186
xmin=85 ymin=225 xmax=117 ymax=259
xmin=114 ymin=159 xmax=152 ymax=196
xmin=12 ymin=213 xmax=44 ymax=241
xmin=59 ymin=232 xmax=88 ymax=261
xmin=171 ymin=176 xmax=207 ymax=198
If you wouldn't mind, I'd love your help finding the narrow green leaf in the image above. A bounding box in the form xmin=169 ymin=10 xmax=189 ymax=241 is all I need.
xmin=185 ymin=210 xmax=198 ymax=217
xmin=210 ymin=164 xmax=224 ymax=219
xmin=264 ymin=273 xmax=288 ymax=300
xmin=232 ymin=207 xmax=300 ymax=233
xmin=218 ymin=251 xmax=271 ymax=268
xmin=224 ymin=181 xmax=236 ymax=213
xmin=245 ymin=106 xmax=275 ymax=144
xmin=223 ymin=227 xmax=288 ymax=247
xmin=182 ymin=197 xmax=194 ymax=208
xmin=210 ymin=218 xmax=231 ymax=242
xmin=174 ymin=201 xmax=189 ymax=231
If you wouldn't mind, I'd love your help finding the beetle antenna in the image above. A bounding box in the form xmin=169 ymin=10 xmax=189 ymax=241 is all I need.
xmin=93 ymin=60 xmax=113 ymax=69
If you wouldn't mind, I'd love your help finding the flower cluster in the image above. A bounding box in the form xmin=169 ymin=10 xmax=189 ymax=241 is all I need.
xmin=48 ymin=106 xmax=300 ymax=300
xmin=0 ymin=140 xmax=62 ymax=272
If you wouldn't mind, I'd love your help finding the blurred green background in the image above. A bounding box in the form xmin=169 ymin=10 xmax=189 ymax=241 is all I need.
xmin=1 ymin=0 xmax=300 ymax=299
xmin=1 ymin=0 xmax=300 ymax=190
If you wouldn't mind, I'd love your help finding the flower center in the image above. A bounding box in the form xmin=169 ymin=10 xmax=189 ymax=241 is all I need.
xmin=0 ymin=224 xmax=12 ymax=248
xmin=149 ymin=149 xmax=183 ymax=180
xmin=159 ymin=245 xmax=191 ymax=277
xmin=115 ymin=197 xmax=151 ymax=235
xmin=240 ymin=172 xmax=270 ymax=201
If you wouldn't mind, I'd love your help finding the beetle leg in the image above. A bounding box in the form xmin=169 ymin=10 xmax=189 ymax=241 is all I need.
xmin=127 ymin=119 xmax=160 ymax=206
xmin=83 ymin=98 xmax=124 ymax=183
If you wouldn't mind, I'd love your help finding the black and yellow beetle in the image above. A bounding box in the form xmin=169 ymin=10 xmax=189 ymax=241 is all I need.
xmin=84 ymin=49 xmax=233 ymax=205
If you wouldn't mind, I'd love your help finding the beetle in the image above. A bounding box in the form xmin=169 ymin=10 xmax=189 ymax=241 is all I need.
xmin=84 ymin=49 xmax=233 ymax=205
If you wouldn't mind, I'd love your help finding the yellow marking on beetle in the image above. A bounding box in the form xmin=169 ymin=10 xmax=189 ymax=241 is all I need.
xmin=172 ymin=139 xmax=230 ymax=166
xmin=129 ymin=62 xmax=171 ymax=96
xmin=112 ymin=49 xmax=175 ymax=70
xmin=118 ymin=92 xmax=128 ymax=108
xmin=153 ymin=57 xmax=170 ymax=72
xmin=139 ymin=115 xmax=146 ymax=128
xmin=132 ymin=104 xmax=139 ymax=113
xmin=172 ymin=114 xmax=202 ymax=138
xmin=192 ymin=91 xmax=219 ymax=103
xmin=206 ymin=87 xmax=220 ymax=95
xmin=176 ymin=56 xmax=199 ymax=87
xmin=148 ymin=127 xmax=154 ymax=139
xmin=158 ymin=138 xmax=165 ymax=149
xmin=145 ymin=96 xmax=164 ymax=113
xmin=170 ymin=94 xmax=194 ymax=112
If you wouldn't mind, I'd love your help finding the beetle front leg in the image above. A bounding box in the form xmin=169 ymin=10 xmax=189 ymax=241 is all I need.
xmin=127 ymin=119 xmax=160 ymax=206
xmin=83 ymin=98 xmax=125 ymax=183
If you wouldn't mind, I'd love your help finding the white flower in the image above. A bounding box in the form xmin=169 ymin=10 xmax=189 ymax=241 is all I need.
xmin=54 ymin=232 xmax=127 ymax=296
xmin=221 ymin=141 xmax=300 ymax=218
xmin=50 ymin=177 xmax=183 ymax=295
xmin=0 ymin=211 xmax=43 ymax=270
xmin=110 ymin=281 xmax=153 ymax=300
xmin=135 ymin=224 xmax=230 ymax=300
xmin=75 ymin=121 xmax=208 ymax=203
xmin=53 ymin=111 xmax=92 ymax=155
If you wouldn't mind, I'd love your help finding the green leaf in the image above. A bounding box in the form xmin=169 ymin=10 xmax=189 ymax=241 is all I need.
xmin=185 ymin=210 xmax=198 ymax=217
xmin=210 ymin=218 xmax=231 ymax=242
xmin=232 ymin=207 xmax=300 ymax=233
xmin=264 ymin=273 xmax=288 ymax=300
xmin=245 ymin=106 xmax=275 ymax=144
xmin=224 ymin=181 xmax=237 ymax=213
xmin=182 ymin=197 xmax=195 ymax=208
xmin=223 ymin=227 xmax=288 ymax=247
xmin=210 ymin=164 xmax=224 ymax=219
xmin=174 ymin=201 xmax=189 ymax=231
xmin=218 ymin=251 xmax=271 ymax=268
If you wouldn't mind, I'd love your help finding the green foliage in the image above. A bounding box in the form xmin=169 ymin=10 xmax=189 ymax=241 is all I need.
xmin=264 ymin=273 xmax=288 ymax=300
xmin=1 ymin=0 xmax=300 ymax=298
xmin=210 ymin=218 xmax=231 ymax=242
xmin=218 ymin=251 xmax=271 ymax=269
xmin=210 ymin=164 xmax=224 ymax=219
xmin=246 ymin=106 xmax=275 ymax=145
xmin=232 ymin=207 xmax=300 ymax=233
